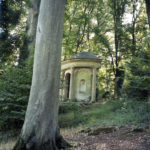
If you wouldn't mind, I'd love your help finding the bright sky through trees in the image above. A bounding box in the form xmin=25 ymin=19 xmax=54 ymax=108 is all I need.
xmin=123 ymin=2 xmax=141 ymax=24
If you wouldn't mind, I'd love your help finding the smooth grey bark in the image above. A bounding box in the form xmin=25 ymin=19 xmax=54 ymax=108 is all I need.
xmin=19 ymin=0 xmax=41 ymax=64
xmin=27 ymin=0 xmax=41 ymax=40
xmin=13 ymin=0 xmax=68 ymax=149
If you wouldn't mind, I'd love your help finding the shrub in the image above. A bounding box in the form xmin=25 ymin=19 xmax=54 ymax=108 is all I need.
xmin=123 ymin=51 xmax=150 ymax=101
xmin=120 ymin=99 xmax=150 ymax=125
xmin=59 ymin=103 xmax=81 ymax=114
xmin=59 ymin=103 xmax=85 ymax=128
xmin=0 ymin=64 xmax=32 ymax=130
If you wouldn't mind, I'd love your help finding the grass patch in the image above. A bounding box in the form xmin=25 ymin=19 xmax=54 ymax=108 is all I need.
xmin=1 ymin=99 xmax=150 ymax=147
xmin=59 ymin=100 xmax=123 ymax=128
xmin=59 ymin=103 xmax=87 ymax=128
xmin=111 ymin=99 xmax=150 ymax=127
xmin=59 ymin=99 xmax=150 ymax=128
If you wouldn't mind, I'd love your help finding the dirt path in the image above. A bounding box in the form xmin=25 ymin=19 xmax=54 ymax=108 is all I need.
xmin=0 ymin=127 xmax=150 ymax=150
xmin=62 ymin=127 xmax=150 ymax=150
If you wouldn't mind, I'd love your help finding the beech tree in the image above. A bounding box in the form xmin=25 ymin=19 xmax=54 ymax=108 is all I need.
xmin=19 ymin=0 xmax=41 ymax=64
xmin=13 ymin=0 xmax=69 ymax=149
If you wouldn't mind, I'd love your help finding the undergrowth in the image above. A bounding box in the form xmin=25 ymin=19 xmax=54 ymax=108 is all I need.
xmin=59 ymin=99 xmax=150 ymax=128
xmin=0 ymin=64 xmax=32 ymax=130
xmin=1 ymin=99 xmax=150 ymax=143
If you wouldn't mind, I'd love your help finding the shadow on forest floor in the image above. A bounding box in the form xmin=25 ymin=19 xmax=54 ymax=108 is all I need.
xmin=1 ymin=126 xmax=150 ymax=150
xmin=1 ymin=100 xmax=150 ymax=150
xmin=62 ymin=126 xmax=150 ymax=150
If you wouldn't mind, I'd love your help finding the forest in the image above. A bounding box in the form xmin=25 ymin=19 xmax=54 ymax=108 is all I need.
xmin=0 ymin=0 xmax=150 ymax=150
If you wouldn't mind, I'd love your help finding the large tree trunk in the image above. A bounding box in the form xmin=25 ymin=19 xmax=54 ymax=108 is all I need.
xmin=13 ymin=0 xmax=69 ymax=149
xmin=19 ymin=0 xmax=41 ymax=64
xmin=145 ymin=0 xmax=150 ymax=27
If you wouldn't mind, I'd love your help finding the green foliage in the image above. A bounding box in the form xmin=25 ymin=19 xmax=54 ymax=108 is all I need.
xmin=63 ymin=0 xmax=111 ymax=58
xmin=0 ymin=0 xmax=149 ymax=134
xmin=63 ymin=0 xmax=149 ymax=98
xmin=0 ymin=0 xmax=27 ymax=63
xmin=123 ymin=51 xmax=150 ymax=100
xmin=83 ymin=100 xmax=123 ymax=127
xmin=59 ymin=103 xmax=81 ymax=114
xmin=59 ymin=103 xmax=85 ymax=128
xmin=0 ymin=64 xmax=32 ymax=130
xmin=118 ymin=99 xmax=150 ymax=126
xmin=59 ymin=99 xmax=150 ymax=128
xmin=58 ymin=100 xmax=123 ymax=128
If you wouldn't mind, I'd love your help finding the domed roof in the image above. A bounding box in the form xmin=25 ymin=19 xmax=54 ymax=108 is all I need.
xmin=70 ymin=51 xmax=100 ymax=60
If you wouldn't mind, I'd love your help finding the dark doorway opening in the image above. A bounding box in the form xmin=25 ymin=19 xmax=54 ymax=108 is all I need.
xmin=65 ymin=73 xmax=70 ymax=98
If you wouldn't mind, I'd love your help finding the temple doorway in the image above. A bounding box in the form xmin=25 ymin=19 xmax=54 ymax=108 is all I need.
xmin=65 ymin=73 xmax=70 ymax=98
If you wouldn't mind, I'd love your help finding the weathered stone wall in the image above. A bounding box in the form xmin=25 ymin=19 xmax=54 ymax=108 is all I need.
xmin=74 ymin=68 xmax=92 ymax=101
xmin=61 ymin=59 xmax=101 ymax=102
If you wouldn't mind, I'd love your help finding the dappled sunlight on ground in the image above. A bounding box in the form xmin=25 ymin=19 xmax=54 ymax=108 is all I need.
xmin=0 ymin=140 xmax=15 ymax=150
xmin=62 ymin=127 xmax=150 ymax=150
xmin=1 ymin=126 xmax=150 ymax=150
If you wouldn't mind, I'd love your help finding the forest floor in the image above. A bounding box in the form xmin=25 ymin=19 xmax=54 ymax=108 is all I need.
xmin=0 ymin=126 xmax=150 ymax=150
xmin=62 ymin=126 xmax=150 ymax=150
xmin=1 ymin=101 xmax=150 ymax=150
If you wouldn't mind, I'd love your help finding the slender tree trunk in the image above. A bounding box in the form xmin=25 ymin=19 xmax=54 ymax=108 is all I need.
xmin=145 ymin=0 xmax=150 ymax=27
xmin=19 ymin=0 xmax=41 ymax=64
xmin=113 ymin=0 xmax=120 ymax=96
xmin=132 ymin=1 xmax=136 ymax=56
xmin=112 ymin=0 xmax=125 ymax=96
xmin=13 ymin=0 xmax=69 ymax=150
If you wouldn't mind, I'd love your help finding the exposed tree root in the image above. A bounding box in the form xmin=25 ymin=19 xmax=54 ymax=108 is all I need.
xmin=13 ymin=135 xmax=71 ymax=150
xmin=12 ymin=138 xmax=26 ymax=150
xmin=56 ymin=134 xmax=71 ymax=149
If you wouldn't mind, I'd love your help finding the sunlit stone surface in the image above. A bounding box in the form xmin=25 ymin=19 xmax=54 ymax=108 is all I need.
xmin=61 ymin=51 xmax=101 ymax=102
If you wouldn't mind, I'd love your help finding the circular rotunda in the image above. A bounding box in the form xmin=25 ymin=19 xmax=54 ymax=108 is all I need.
xmin=61 ymin=51 xmax=101 ymax=102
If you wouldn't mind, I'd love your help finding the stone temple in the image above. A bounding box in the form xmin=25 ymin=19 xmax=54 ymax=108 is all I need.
xmin=61 ymin=51 xmax=101 ymax=102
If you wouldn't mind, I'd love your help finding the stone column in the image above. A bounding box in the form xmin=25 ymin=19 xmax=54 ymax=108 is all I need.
xmin=69 ymin=67 xmax=74 ymax=100
xmin=64 ymin=72 xmax=68 ymax=99
xmin=91 ymin=67 xmax=96 ymax=102
xmin=61 ymin=71 xmax=65 ymax=100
